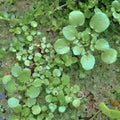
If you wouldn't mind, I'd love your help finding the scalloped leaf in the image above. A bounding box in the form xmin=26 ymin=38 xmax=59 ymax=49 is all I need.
xmin=32 ymin=105 xmax=41 ymax=115
xmin=58 ymin=106 xmax=66 ymax=113
xmin=95 ymin=39 xmax=109 ymax=50
xmin=72 ymin=98 xmax=81 ymax=108
xmin=101 ymin=48 xmax=117 ymax=64
xmin=72 ymin=45 xmax=84 ymax=55
xmin=11 ymin=64 xmax=22 ymax=77
xmin=8 ymin=97 xmax=20 ymax=108
xmin=18 ymin=68 xmax=31 ymax=83
xmin=69 ymin=11 xmax=85 ymax=26
xmin=26 ymin=86 xmax=40 ymax=98
xmin=90 ymin=12 xmax=110 ymax=33
xmin=62 ymin=25 xmax=78 ymax=41
xmin=80 ymin=54 xmax=95 ymax=70
xmin=54 ymin=39 xmax=70 ymax=54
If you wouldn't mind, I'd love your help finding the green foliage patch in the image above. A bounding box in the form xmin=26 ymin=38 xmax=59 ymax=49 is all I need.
xmin=0 ymin=0 xmax=120 ymax=120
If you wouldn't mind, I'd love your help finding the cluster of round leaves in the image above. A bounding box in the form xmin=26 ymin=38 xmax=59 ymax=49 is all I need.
xmin=54 ymin=10 xmax=117 ymax=70
xmin=2 ymin=63 xmax=81 ymax=120
xmin=2 ymin=19 xmax=82 ymax=120
xmin=111 ymin=0 xmax=120 ymax=24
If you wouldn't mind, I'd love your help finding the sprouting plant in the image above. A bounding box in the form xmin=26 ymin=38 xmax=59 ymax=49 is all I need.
xmin=54 ymin=9 xmax=117 ymax=70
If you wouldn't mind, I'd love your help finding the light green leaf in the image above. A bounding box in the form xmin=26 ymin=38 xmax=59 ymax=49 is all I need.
xmin=95 ymin=39 xmax=109 ymax=50
xmin=61 ymin=74 xmax=70 ymax=86
xmin=18 ymin=68 xmax=31 ymax=83
xmin=32 ymin=105 xmax=41 ymax=115
xmin=62 ymin=25 xmax=78 ymax=41
xmin=30 ymin=21 xmax=38 ymax=28
xmin=72 ymin=98 xmax=81 ymax=108
xmin=54 ymin=39 xmax=70 ymax=54
xmin=65 ymin=96 xmax=72 ymax=103
xmin=49 ymin=103 xmax=57 ymax=112
xmin=26 ymin=86 xmax=40 ymax=98
xmin=45 ymin=95 xmax=53 ymax=103
xmin=72 ymin=45 xmax=84 ymax=55
xmin=5 ymin=80 xmax=16 ymax=93
xmin=25 ymin=98 xmax=36 ymax=107
xmin=69 ymin=11 xmax=85 ymax=26
xmin=90 ymin=12 xmax=110 ymax=33
xmin=11 ymin=64 xmax=22 ymax=77
xmin=2 ymin=75 xmax=12 ymax=84
xmin=80 ymin=54 xmax=95 ymax=70
xmin=101 ymin=48 xmax=117 ymax=64
xmin=32 ymin=78 xmax=42 ymax=87
xmin=53 ymin=69 xmax=61 ymax=77
xmin=8 ymin=97 xmax=20 ymax=108
xmin=58 ymin=106 xmax=66 ymax=113
xmin=112 ymin=0 xmax=120 ymax=10
xmin=62 ymin=53 xmax=77 ymax=66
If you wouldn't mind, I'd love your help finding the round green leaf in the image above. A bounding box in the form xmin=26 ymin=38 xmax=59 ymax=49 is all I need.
xmin=58 ymin=106 xmax=66 ymax=113
xmin=53 ymin=69 xmax=61 ymax=77
xmin=26 ymin=86 xmax=40 ymax=98
xmin=61 ymin=74 xmax=70 ymax=86
xmin=112 ymin=0 xmax=120 ymax=10
xmin=62 ymin=25 xmax=78 ymax=41
xmin=69 ymin=11 xmax=85 ymax=26
xmin=32 ymin=78 xmax=42 ymax=87
xmin=26 ymin=35 xmax=33 ymax=41
xmin=90 ymin=12 xmax=110 ymax=33
xmin=72 ymin=98 xmax=81 ymax=108
xmin=5 ymin=80 xmax=16 ymax=93
xmin=45 ymin=95 xmax=53 ymax=103
xmin=65 ymin=96 xmax=72 ymax=103
xmin=81 ymin=54 xmax=95 ymax=70
xmin=30 ymin=21 xmax=38 ymax=28
xmin=72 ymin=45 xmax=84 ymax=55
xmin=11 ymin=64 xmax=22 ymax=77
xmin=95 ymin=39 xmax=109 ymax=50
xmin=101 ymin=48 xmax=117 ymax=64
xmin=54 ymin=39 xmax=70 ymax=54
xmin=49 ymin=103 xmax=57 ymax=112
xmin=18 ymin=68 xmax=31 ymax=83
xmin=2 ymin=75 xmax=12 ymax=84
xmin=8 ymin=97 xmax=19 ymax=108
xmin=32 ymin=105 xmax=41 ymax=115
xmin=25 ymin=98 xmax=36 ymax=107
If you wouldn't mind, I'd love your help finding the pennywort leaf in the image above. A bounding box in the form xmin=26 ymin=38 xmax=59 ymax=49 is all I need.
xmin=80 ymin=54 xmax=95 ymax=70
xmin=69 ymin=11 xmax=85 ymax=26
xmin=54 ymin=39 xmax=70 ymax=54
xmin=4 ymin=80 xmax=16 ymax=93
xmin=11 ymin=64 xmax=22 ymax=77
xmin=32 ymin=105 xmax=41 ymax=115
xmin=8 ymin=97 xmax=20 ymax=108
xmin=90 ymin=11 xmax=110 ymax=33
xmin=62 ymin=25 xmax=78 ymax=41
xmin=49 ymin=103 xmax=57 ymax=112
xmin=2 ymin=75 xmax=12 ymax=84
xmin=72 ymin=45 xmax=84 ymax=55
xmin=101 ymin=48 xmax=117 ymax=64
xmin=95 ymin=39 xmax=109 ymax=50
xmin=53 ymin=69 xmax=61 ymax=77
xmin=58 ymin=106 xmax=66 ymax=113
xmin=72 ymin=98 xmax=81 ymax=108
xmin=18 ymin=68 xmax=31 ymax=83
xmin=26 ymin=86 xmax=40 ymax=98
